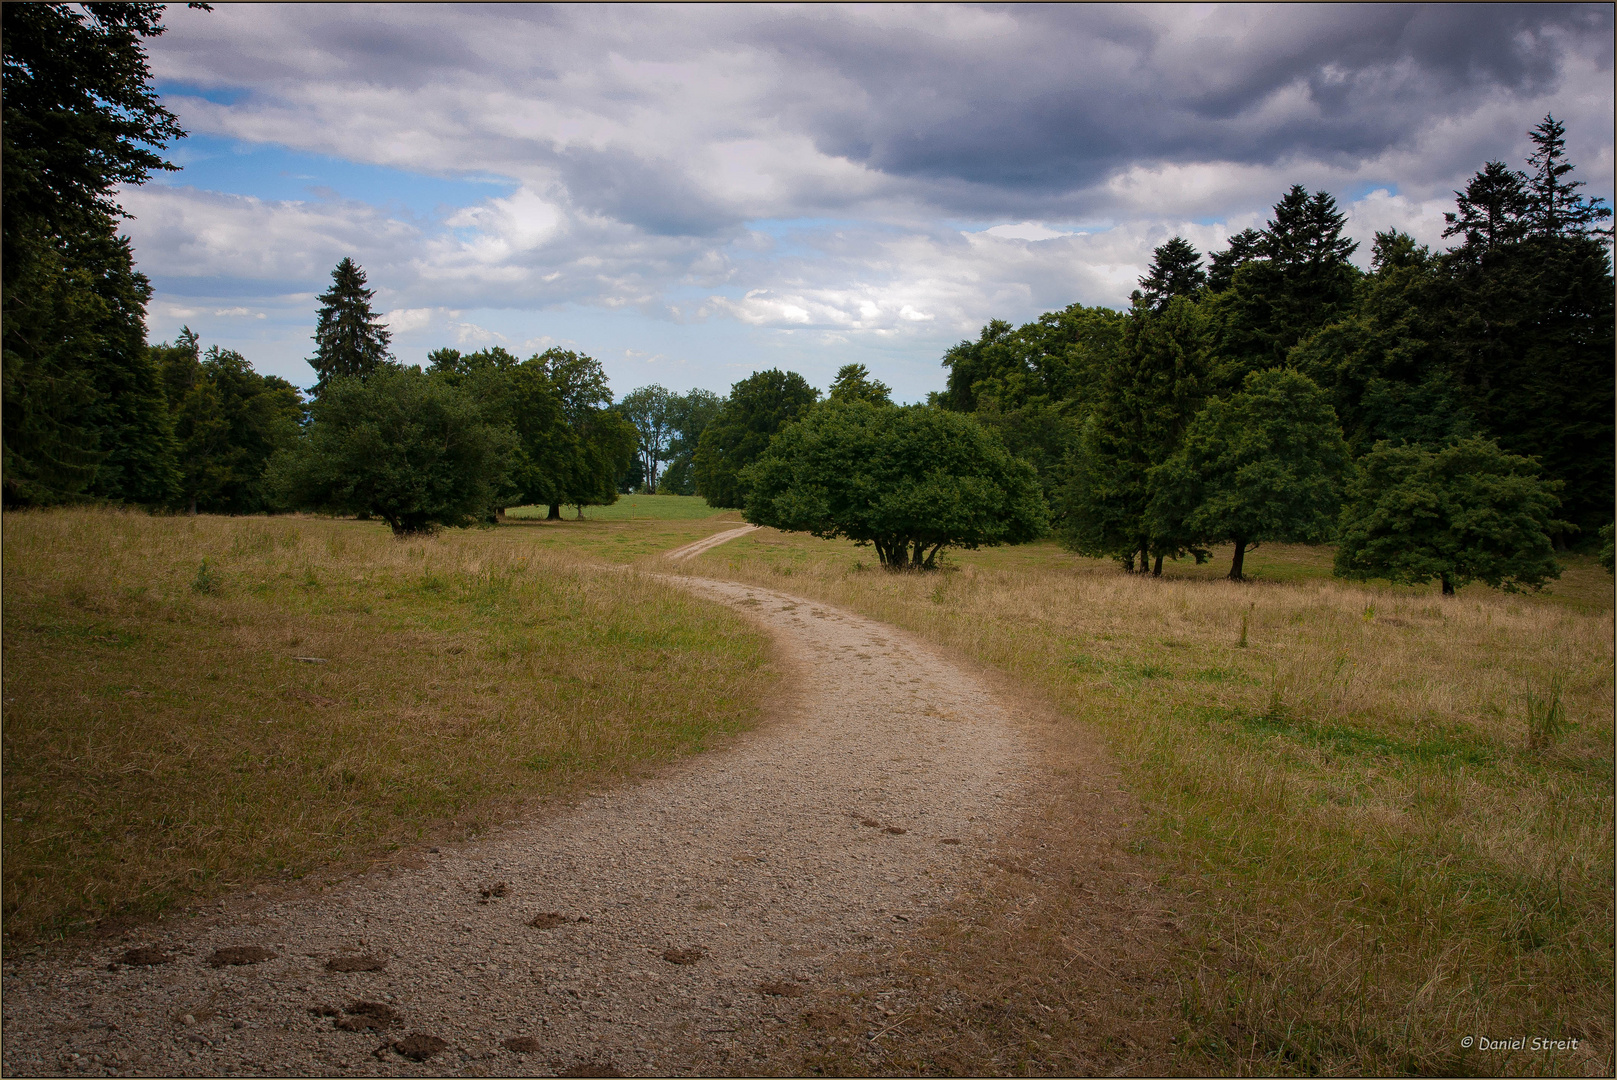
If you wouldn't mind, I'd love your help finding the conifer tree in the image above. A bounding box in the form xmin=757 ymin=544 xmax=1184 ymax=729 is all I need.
xmin=1135 ymin=237 xmax=1206 ymax=312
xmin=308 ymin=258 xmax=393 ymax=393
xmin=1525 ymin=114 xmax=1614 ymax=240
xmin=1 ymin=2 xmax=190 ymax=506
xmin=1443 ymin=161 xmax=1531 ymax=253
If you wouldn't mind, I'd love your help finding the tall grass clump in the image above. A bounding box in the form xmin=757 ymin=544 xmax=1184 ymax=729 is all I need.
xmin=681 ymin=532 xmax=1614 ymax=1076
xmin=2 ymin=508 xmax=776 ymax=945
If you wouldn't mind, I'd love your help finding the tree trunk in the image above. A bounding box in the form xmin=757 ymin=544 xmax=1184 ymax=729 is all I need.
xmin=188 ymin=493 xmax=197 ymax=515
xmin=1122 ymin=552 xmax=1135 ymax=573
xmin=1152 ymin=554 xmax=1163 ymax=577
xmin=1441 ymin=572 xmax=1455 ymax=596
xmin=575 ymin=505 xmax=585 ymax=520
xmin=494 ymin=507 xmax=507 ymax=523
xmin=1229 ymin=538 xmax=1248 ymax=581
xmin=547 ymin=503 xmax=562 ymax=520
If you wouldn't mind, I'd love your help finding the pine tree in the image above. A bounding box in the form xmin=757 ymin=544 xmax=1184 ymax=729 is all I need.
xmin=1443 ymin=161 xmax=1531 ymax=253
xmin=1135 ymin=237 xmax=1206 ymax=311
xmin=308 ymin=258 xmax=393 ymax=393
xmin=1525 ymin=114 xmax=1613 ymax=240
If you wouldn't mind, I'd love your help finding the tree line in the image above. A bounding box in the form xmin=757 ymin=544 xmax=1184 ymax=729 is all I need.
xmin=935 ymin=116 xmax=1613 ymax=589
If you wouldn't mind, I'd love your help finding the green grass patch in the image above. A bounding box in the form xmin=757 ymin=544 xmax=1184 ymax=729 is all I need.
xmin=2 ymin=508 xmax=777 ymax=945
xmin=506 ymin=493 xmax=724 ymax=521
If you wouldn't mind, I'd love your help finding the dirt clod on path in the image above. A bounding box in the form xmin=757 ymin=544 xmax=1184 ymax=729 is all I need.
xmin=205 ymin=946 xmax=275 ymax=966
xmin=0 ymin=574 xmax=1033 ymax=1076
xmin=324 ymin=954 xmax=385 ymax=972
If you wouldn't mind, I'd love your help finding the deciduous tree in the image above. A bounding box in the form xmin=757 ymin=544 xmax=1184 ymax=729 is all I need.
xmin=693 ymin=369 xmax=819 ymax=509
xmin=1334 ymin=437 xmax=1565 ymax=595
xmin=269 ymin=367 xmax=513 ymax=536
xmin=1148 ymin=369 xmax=1349 ymax=580
xmin=742 ymin=402 xmax=1047 ymax=570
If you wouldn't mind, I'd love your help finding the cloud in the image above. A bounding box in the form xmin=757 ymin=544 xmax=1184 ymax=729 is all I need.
xmin=133 ymin=4 xmax=1613 ymax=382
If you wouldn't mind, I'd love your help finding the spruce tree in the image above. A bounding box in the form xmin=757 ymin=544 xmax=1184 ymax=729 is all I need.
xmin=1135 ymin=236 xmax=1206 ymax=311
xmin=308 ymin=258 xmax=393 ymax=393
xmin=1525 ymin=114 xmax=1614 ymax=240
xmin=1442 ymin=161 xmax=1531 ymax=253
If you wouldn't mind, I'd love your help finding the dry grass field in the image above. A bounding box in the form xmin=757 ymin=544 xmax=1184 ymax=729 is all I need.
xmin=672 ymin=530 xmax=1615 ymax=1077
xmin=4 ymin=501 xmax=1610 ymax=1076
xmin=1 ymin=507 xmax=776 ymax=946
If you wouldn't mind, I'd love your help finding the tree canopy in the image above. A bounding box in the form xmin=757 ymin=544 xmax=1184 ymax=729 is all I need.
xmin=1148 ymin=368 xmax=1350 ymax=580
xmin=693 ymin=369 xmax=820 ymax=509
xmin=742 ymin=401 xmax=1047 ymax=570
xmin=270 ymin=367 xmax=513 ymax=535
xmin=1334 ymin=437 xmax=1565 ymax=595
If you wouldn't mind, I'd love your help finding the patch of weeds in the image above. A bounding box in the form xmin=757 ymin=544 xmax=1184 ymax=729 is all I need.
xmin=1193 ymin=666 xmax=1250 ymax=684
xmin=522 ymin=749 xmax=583 ymax=772
xmin=191 ymin=560 xmax=221 ymax=596
xmin=1524 ymin=675 xmax=1568 ymax=751
xmin=1115 ymin=661 xmax=1173 ymax=681
xmin=1206 ymin=706 xmax=1496 ymax=768
xmin=1067 ymin=653 xmax=1100 ymax=671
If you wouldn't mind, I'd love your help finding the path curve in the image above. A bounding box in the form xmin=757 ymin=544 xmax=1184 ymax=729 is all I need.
xmin=663 ymin=524 xmax=760 ymax=562
xmin=1 ymin=575 xmax=1033 ymax=1077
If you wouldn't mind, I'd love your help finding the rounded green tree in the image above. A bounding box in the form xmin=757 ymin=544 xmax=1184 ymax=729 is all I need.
xmin=269 ymin=367 xmax=513 ymax=536
xmin=1147 ymin=368 xmax=1350 ymax=580
xmin=1334 ymin=436 xmax=1566 ymax=595
xmin=741 ymin=401 xmax=1048 ymax=570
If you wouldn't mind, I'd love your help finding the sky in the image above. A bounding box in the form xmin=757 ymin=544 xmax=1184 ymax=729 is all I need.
xmin=127 ymin=3 xmax=1614 ymax=403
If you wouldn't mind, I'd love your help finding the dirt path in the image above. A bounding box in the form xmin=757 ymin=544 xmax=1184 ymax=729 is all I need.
xmin=1 ymin=575 xmax=1034 ymax=1077
xmin=663 ymin=524 xmax=760 ymax=562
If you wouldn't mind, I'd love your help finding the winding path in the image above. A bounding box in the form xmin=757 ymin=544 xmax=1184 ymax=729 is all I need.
xmin=1 ymin=573 xmax=1034 ymax=1077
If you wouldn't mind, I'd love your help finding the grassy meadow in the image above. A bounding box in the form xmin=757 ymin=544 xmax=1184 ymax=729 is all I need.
xmin=1 ymin=505 xmax=775 ymax=945
xmin=667 ymin=529 xmax=1615 ymax=1076
xmin=3 ymin=498 xmax=1611 ymax=1075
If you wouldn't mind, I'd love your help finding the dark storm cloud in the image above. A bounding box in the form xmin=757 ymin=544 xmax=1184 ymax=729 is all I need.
xmin=739 ymin=4 xmax=1608 ymax=201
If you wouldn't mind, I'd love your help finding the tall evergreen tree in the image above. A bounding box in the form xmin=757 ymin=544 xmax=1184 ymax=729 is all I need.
xmin=1524 ymin=114 xmax=1614 ymax=240
xmin=1205 ymin=187 xmax=1361 ymax=393
xmin=1206 ymin=228 xmax=1262 ymax=293
xmin=1443 ymin=161 xmax=1531 ymax=253
xmin=1439 ymin=117 xmax=1614 ymax=537
xmin=1 ymin=2 xmax=193 ymax=506
xmin=308 ymin=258 xmax=393 ymax=393
xmin=1135 ymin=236 xmax=1206 ymax=311
xmin=1058 ymin=296 xmax=1210 ymax=573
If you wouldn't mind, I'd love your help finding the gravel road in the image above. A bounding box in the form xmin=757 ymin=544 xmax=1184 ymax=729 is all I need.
xmin=1 ymin=574 xmax=1034 ymax=1077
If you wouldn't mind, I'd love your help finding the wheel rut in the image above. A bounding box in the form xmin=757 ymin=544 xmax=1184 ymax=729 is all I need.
xmin=1 ymin=575 xmax=1034 ymax=1077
